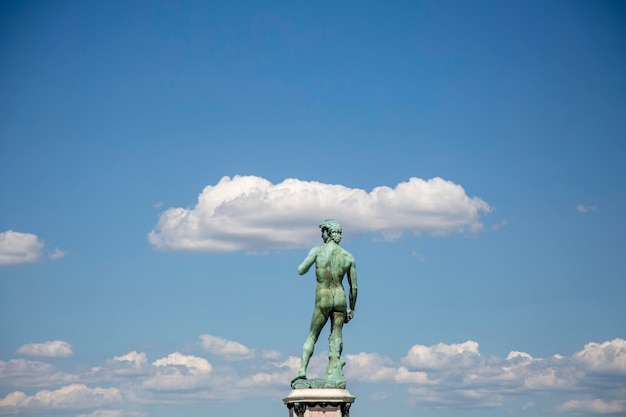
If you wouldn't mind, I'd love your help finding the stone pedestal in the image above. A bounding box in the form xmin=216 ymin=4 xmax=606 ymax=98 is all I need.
xmin=283 ymin=388 xmax=355 ymax=417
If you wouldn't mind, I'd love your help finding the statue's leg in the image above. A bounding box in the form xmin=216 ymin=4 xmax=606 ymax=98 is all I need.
xmin=324 ymin=311 xmax=346 ymax=386
xmin=328 ymin=311 xmax=345 ymax=361
xmin=292 ymin=307 xmax=328 ymax=383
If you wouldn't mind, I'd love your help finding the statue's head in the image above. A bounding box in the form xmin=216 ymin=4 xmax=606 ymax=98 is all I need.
xmin=319 ymin=219 xmax=342 ymax=244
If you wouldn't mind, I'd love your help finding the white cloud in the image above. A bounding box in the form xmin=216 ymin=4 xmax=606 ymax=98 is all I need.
xmin=344 ymin=352 xmax=400 ymax=382
xmin=148 ymin=175 xmax=491 ymax=252
xmin=4 ymin=336 xmax=626 ymax=414
xmin=574 ymin=338 xmax=626 ymax=374
xmin=506 ymin=350 xmax=534 ymax=363
xmin=491 ymin=219 xmax=507 ymax=230
xmin=48 ymin=247 xmax=66 ymax=260
xmin=274 ymin=355 xmax=300 ymax=371
xmin=0 ymin=384 xmax=122 ymax=412
xmin=144 ymin=352 xmax=213 ymax=391
xmin=557 ymin=399 xmax=625 ymax=414
xmin=104 ymin=351 xmax=150 ymax=377
xmin=152 ymin=352 xmax=212 ymax=374
xmin=407 ymin=385 xmax=504 ymax=408
xmin=395 ymin=341 xmax=585 ymax=407
xmin=114 ymin=351 xmax=147 ymax=368
xmin=0 ymin=358 xmax=76 ymax=387
xmin=199 ymin=334 xmax=255 ymax=360
xmin=395 ymin=366 xmax=429 ymax=384
xmin=235 ymin=369 xmax=291 ymax=388
xmin=0 ymin=391 xmax=28 ymax=408
xmin=411 ymin=251 xmax=426 ymax=262
xmin=402 ymin=340 xmax=481 ymax=370
xmin=16 ymin=340 xmax=74 ymax=358
xmin=522 ymin=401 xmax=536 ymax=410
xmin=0 ymin=230 xmax=44 ymax=265
xmin=341 ymin=352 xmax=429 ymax=385
xmin=261 ymin=350 xmax=282 ymax=360
xmin=77 ymin=410 xmax=148 ymax=417
xmin=577 ymin=204 xmax=599 ymax=213
xmin=522 ymin=368 xmax=573 ymax=389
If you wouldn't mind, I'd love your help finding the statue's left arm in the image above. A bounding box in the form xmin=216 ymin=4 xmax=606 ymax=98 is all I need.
xmin=346 ymin=258 xmax=358 ymax=322
xmin=297 ymin=247 xmax=317 ymax=275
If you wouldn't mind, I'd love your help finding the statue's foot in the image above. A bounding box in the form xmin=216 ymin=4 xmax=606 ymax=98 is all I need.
xmin=291 ymin=371 xmax=306 ymax=385
xmin=323 ymin=359 xmax=347 ymax=388
xmin=292 ymin=377 xmax=344 ymax=389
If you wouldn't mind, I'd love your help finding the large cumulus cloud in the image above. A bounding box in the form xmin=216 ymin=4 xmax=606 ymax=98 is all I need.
xmin=148 ymin=175 xmax=491 ymax=252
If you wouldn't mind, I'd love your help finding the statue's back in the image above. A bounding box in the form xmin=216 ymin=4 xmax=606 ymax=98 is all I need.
xmin=314 ymin=243 xmax=352 ymax=285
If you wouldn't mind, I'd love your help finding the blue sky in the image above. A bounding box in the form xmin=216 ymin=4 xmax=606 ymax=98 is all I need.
xmin=1 ymin=1 xmax=625 ymax=416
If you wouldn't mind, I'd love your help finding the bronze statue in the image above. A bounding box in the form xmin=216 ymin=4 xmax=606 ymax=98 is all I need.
xmin=292 ymin=220 xmax=358 ymax=389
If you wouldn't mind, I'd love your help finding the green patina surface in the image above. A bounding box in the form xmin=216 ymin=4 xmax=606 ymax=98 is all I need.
xmin=291 ymin=220 xmax=358 ymax=389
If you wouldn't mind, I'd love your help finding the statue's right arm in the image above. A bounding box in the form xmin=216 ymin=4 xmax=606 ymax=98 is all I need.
xmin=297 ymin=247 xmax=317 ymax=275
xmin=346 ymin=258 xmax=358 ymax=321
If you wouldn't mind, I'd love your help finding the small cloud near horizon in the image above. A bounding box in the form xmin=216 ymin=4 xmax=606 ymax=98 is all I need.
xmin=16 ymin=340 xmax=74 ymax=358
xmin=411 ymin=251 xmax=426 ymax=262
xmin=0 ymin=230 xmax=44 ymax=265
xmin=577 ymin=204 xmax=599 ymax=213
xmin=491 ymin=219 xmax=507 ymax=230
xmin=48 ymin=248 xmax=67 ymax=260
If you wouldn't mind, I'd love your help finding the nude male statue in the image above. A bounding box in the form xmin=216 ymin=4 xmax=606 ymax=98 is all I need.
xmin=291 ymin=219 xmax=358 ymax=389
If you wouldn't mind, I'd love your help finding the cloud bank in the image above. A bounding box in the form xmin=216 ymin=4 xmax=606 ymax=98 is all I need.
xmin=0 ymin=384 xmax=122 ymax=412
xmin=148 ymin=175 xmax=491 ymax=252
xmin=2 ymin=336 xmax=625 ymax=417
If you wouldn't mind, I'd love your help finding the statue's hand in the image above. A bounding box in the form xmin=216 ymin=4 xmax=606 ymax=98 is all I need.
xmin=345 ymin=309 xmax=354 ymax=323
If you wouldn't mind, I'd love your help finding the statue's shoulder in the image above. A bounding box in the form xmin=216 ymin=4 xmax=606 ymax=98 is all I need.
xmin=310 ymin=244 xmax=326 ymax=255
xmin=341 ymin=247 xmax=355 ymax=262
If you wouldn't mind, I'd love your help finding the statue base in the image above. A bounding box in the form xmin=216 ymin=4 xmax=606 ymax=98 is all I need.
xmin=291 ymin=378 xmax=346 ymax=389
xmin=283 ymin=388 xmax=355 ymax=417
